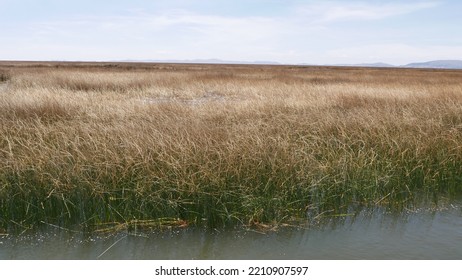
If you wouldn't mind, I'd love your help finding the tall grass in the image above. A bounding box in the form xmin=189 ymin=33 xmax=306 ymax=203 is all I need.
xmin=1 ymin=62 xmax=462 ymax=232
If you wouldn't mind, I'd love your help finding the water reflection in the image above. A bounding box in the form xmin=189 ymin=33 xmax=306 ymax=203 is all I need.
xmin=1 ymin=205 xmax=461 ymax=259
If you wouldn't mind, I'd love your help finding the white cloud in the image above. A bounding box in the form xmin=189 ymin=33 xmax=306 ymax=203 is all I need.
xmin=6 ymin=10 xmax=292 ymax=61
xmin=1 ymin=1 xmax=456 ymax=64
xmin=20 ymin=10 xmax=291 ymax=58
xmin=296 ymin=1 xmax=440 ymax=23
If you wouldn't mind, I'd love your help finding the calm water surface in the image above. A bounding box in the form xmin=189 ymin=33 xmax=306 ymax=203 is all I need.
xmin=1 ymin=205 xmax=461 ymax=259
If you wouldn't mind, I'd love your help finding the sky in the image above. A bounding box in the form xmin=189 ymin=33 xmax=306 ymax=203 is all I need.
xmin=1 ymin=0 xmax=461 ymax=65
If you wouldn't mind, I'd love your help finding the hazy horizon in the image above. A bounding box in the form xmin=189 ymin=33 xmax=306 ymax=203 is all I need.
xmin=1 ymin=0 xmax=461 ymax=65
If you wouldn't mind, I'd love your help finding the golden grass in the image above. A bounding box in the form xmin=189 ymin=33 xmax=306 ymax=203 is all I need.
xmin=1 ymin=62 xmax=461 ymax=232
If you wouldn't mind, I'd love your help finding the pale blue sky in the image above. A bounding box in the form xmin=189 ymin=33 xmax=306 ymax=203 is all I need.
xmin=1 ymin=0 xmax=461 ymax=64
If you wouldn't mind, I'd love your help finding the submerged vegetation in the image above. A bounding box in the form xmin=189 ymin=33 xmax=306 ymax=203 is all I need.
xmin=0 ymin=61 xmax=461 ymax=233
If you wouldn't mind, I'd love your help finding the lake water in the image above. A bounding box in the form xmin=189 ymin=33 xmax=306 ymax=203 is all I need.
xmin=1 ymin=204 xmax=461 ymax=259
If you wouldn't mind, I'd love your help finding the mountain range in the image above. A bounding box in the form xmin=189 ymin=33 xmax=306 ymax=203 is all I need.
xmin=117 ymin=59 xmax=462 ymax=69
xmin=331 ymin=60 xmax=462 ymax=69
xmin=401 ymin=60 xmax=462 ymax=69
xmin=119 ymin=58 xmax=281 ymax=65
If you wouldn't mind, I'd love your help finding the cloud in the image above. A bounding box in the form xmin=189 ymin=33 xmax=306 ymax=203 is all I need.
xmin=296 ymin=1 xmax=440 ymax=23
xmin=11 ymin=9 xmax=292 ymax=61
xmin=1 ymin=1 xmax=456 ymax=64
xmin=25 ymin=10 xmax=289 ymax=49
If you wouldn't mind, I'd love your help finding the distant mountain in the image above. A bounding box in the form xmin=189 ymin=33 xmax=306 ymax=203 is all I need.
xmin=321 ymin=60 xmax=462 ymax=69
xmin=115 ymin=59 xmax=462 ymax=69
xmin=331 ymin=62 xmax=395 ymax=68
xmin=117 ymin=58 xmax=281 ymax=65
xmin=357 ymin=62 xmax=395 ymax=68
xmin=402 ymin=60 xmax=462 ymax=69
xmin=188 ymin=59 xmax=281 ymax=65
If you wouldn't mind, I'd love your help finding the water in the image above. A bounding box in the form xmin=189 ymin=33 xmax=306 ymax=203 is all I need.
xmin=0 ymin=82 xmax=8 ymax=93
xmin=1 ymin=205 xmax=461 ymax=259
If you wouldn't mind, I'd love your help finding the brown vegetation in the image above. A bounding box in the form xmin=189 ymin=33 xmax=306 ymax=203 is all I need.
xmin=1 ymin=61 xmax=461 ymax=232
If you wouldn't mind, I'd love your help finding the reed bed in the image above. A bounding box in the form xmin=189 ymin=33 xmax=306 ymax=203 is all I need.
xmin=1 ymin=62 xmax=461 ymax=232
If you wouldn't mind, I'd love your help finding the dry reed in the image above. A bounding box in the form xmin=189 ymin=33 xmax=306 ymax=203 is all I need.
xmin=1 ymin=62 xmax=461 ymax=232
